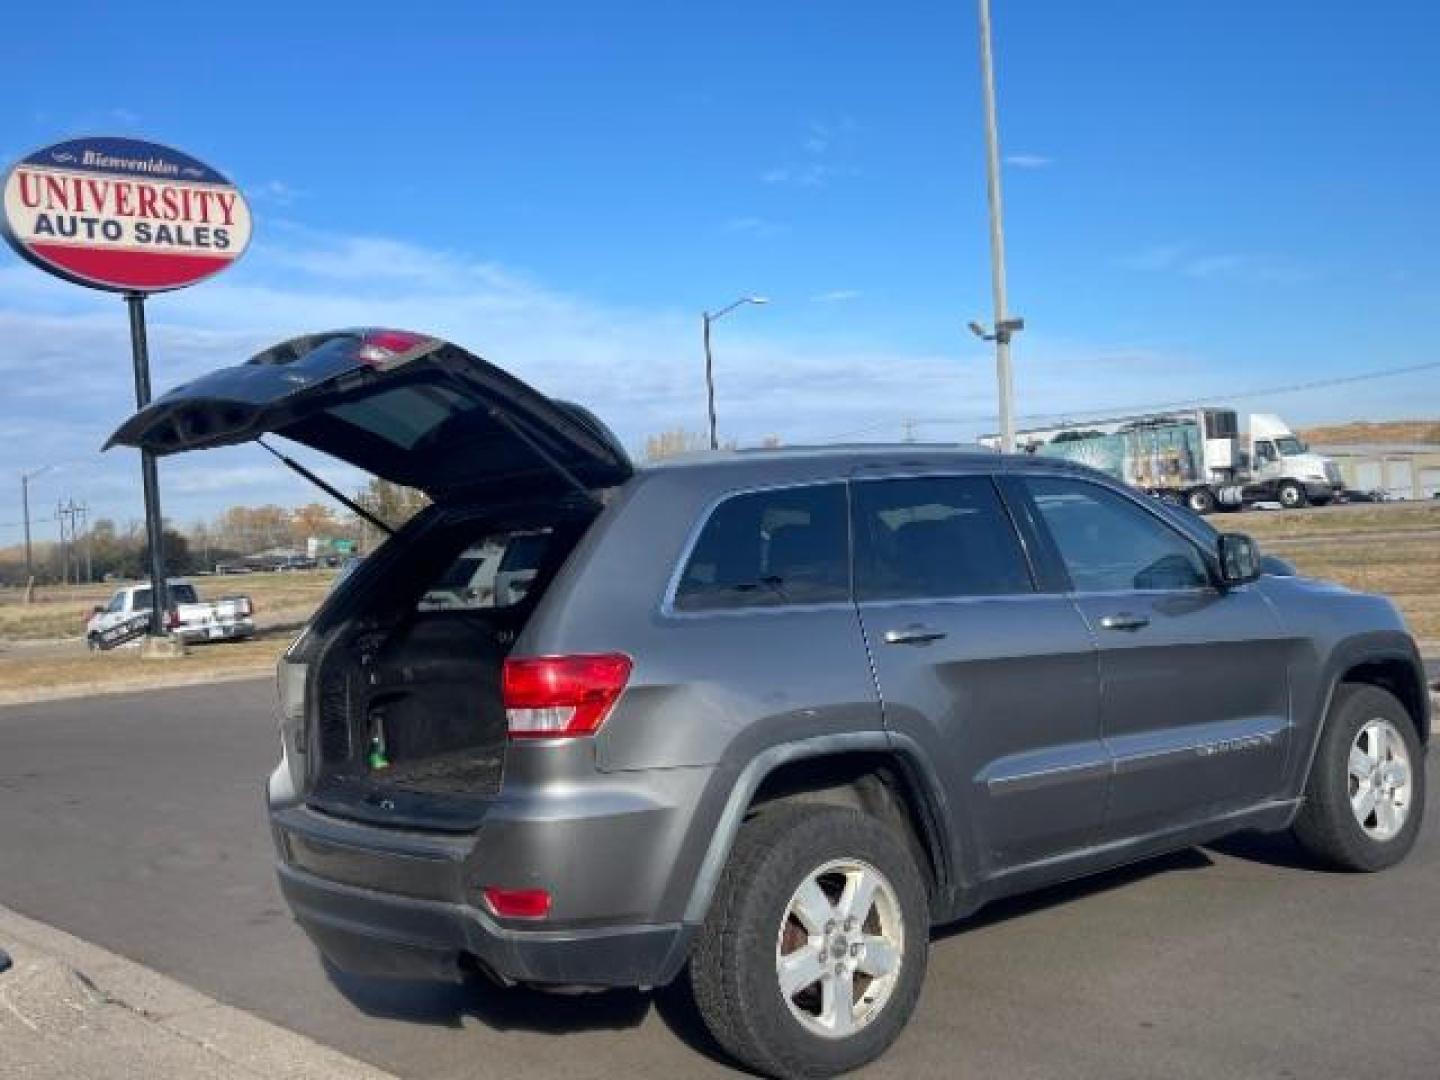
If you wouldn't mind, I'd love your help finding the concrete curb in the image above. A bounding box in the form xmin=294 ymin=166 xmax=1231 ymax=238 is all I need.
xmin=0 ymin=903 xmax=397 ymax=1080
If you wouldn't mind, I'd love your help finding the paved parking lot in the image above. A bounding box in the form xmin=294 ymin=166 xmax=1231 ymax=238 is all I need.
xmin=1 ymin=679 xmax=1437 ymax=1079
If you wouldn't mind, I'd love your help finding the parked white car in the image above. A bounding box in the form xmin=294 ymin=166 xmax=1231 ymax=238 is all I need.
xmin=86 ymin=578 xmax=256 ymax=649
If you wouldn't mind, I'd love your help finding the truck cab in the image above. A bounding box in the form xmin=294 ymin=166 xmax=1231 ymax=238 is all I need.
xmin=1247 ymin=413 xmax=1342 ymax=507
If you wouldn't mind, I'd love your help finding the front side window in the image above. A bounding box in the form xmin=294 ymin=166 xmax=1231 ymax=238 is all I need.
xmin=1024 ymin=477 xmax=1210 ymax=593
xmin=674 ymin=484 xmax=849 ymax=611
xmin=852 ymin=476 xmax=1033 ymax=601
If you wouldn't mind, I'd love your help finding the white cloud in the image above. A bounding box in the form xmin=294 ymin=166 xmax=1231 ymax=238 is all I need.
xmin=763 ymin=118 xmax=858 ymax=188
xmin=248 ymin=180 xmax=304 ymax=207
xmin=722 ymin=216 xmax=789 ymax=238
xmin=1117 ymin=245 xmax=1314 ymax=285
xmin=0 ymin=226 xmax=1319 ymax=539
xmin=1005 ymin=153 xmax=1053 ymax=169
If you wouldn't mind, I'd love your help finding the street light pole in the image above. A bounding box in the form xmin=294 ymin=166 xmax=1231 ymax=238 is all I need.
xmin=20 ymin=465 xmax=51 ymax=585
xmin=702 ymin=295 xmax=768 ymax=449
xmin=976 ymin=0 xmax=1020 ymax=452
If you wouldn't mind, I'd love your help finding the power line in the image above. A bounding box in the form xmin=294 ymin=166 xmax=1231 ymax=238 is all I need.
xmin=821 ymin=356 xmax=1440 ymax=442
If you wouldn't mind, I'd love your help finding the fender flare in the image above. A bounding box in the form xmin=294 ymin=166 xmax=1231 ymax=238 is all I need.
xmin=679 ymin=730 xmax=956 ymax=924
xmin=1294 ymin=631 xmax=1430 ymax=800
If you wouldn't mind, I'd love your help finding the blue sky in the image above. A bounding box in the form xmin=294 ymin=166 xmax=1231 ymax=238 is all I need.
xmin=3 ymin=0 xmax=1439 ymax=539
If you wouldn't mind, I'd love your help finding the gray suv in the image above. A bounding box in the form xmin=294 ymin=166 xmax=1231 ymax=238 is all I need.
xmin=111 ymin=330 xmax=1430 ymax=1079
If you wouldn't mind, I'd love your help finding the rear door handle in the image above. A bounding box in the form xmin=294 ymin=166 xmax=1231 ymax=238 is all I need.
xmin=1099 ymin=612 xmax=1150 ymax=632
xmin=883 ymin=625 xmax=948 ymax=645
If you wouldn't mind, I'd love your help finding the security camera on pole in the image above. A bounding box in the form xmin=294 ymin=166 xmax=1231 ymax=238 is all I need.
xmin=2 ymin=137 xmax=252 ymax=652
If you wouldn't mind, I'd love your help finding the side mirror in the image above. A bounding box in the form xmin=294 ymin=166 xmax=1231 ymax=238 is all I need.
xmin=92 ymin=605 xmax=106 ymax=615
xmin=1218 ymin=533 xmax=1262 ymax=586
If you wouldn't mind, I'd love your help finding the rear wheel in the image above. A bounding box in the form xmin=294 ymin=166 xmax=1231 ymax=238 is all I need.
xmin=1292 ymin=684 xmax=1424 ymax=871
xmin=1277 ymin=480 xmax=1308 ymax=509
xmin=1185 ymin=487 xmax=1217 ymax=514
xmin=690 ymin=805 xmax=929 ymax=1079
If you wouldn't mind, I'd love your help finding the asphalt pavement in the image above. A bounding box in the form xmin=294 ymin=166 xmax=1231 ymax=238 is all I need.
xmin=0 ymin=679 xmax=1437 ymax=1080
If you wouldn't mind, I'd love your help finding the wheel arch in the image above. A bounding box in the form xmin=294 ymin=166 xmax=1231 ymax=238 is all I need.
xmin=1296 ymin=634 xmax=1432 ymax=803
xmin=1339 ymin=655 xmax=1431 ymax=746
xmin=679 ymin=733 xmax=957 ymax=926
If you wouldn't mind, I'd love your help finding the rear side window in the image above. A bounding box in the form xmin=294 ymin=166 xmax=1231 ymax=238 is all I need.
xmin=674 ymin=484 xmax=849 ymax=611
xmin=853 ymin=476 xmax=1033 ymax=601
xmin=418 ymin=528 xmax=554 ymax=611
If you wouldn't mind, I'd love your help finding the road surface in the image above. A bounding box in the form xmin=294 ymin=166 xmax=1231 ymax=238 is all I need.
xmin=0 ymin=680 xmax=1436 ymax=1079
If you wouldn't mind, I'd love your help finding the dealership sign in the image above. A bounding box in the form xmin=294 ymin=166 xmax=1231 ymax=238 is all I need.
xmin=1 ymin=136 xmax=251 ymax=293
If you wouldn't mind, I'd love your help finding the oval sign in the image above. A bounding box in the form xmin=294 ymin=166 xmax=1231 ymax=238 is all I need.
xmin=1 ymin=136 xmax=251 ymax=293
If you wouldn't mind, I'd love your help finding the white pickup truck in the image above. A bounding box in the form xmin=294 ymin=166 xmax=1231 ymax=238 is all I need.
xmin=86 ymin=578 xmax=256 ymax=650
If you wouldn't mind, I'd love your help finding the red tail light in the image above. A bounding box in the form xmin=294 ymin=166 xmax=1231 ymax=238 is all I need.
xmin=355 ymin=329 xmax=432 ymax=369
xmin=165 ymin=609 xmax=180 ymax=630
xmin=481 ymin=886 xmax=552 ymax=920
xmin=502 ymin=654 xmax=632 ymax=739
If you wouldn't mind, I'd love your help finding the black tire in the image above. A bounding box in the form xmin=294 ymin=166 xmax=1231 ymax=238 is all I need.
xmin=689 ymin=805 xmax=930 ymax=1079
xmin=1185 ymin=487 xmax=1217 ymax=515
xmin=1292 ymin=684 xmax=1425 ymax=872
xmin=86 ymin=633 xmax=102 ymax=653
xmin=1277 ymin=480 xmax=1308 ymax=509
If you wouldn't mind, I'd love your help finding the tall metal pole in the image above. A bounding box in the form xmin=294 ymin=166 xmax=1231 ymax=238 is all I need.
xmin=21 ymin=473 xmax=34 ymax=583
xmin=703 ymin=313 xmax=717 ymax=450
xmin=977 ymin=0 xmax=1017 ymax=453
xmin=701 ymin=296 xmax=767 ymax=451
xmin=20 ymin=465 xmax=50 ymax=587
xmin=126 ymin=293 xmax=168 ymax=637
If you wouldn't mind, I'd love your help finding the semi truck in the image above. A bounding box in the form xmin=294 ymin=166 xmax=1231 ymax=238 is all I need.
xmin=984 ymin=408 xmax=1342 ymax=513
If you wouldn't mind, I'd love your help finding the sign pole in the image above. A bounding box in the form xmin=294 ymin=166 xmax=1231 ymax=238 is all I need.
xmin=125 ymin=292 xmax=168 ymax=638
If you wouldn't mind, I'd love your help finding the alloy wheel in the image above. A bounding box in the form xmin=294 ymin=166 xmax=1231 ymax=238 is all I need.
xmin=1348 ymin=718 xmax=1413 ymax=840
xmin=774 ymin=858 xmax=905 ymax=1039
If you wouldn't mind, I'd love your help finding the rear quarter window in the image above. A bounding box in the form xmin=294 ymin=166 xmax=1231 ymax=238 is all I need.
xmin=673 ymin=484 xmax=849 ymax=611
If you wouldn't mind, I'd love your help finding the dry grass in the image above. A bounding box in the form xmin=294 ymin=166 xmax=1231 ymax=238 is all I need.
xmin=0 ymin=632 xmax=292 ymax=705
xmin=1237 ymin=501 xmax=1440 ymax=542
xmin=1299 ymin=420 xmax=1440 ymax=445
xmin=0 ymin=571 xmax=335 ymax=642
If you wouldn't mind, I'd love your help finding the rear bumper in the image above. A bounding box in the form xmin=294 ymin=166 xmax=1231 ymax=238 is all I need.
xmin=175 ymin=618 xmax=255 ymax=642
xmin=277 ymin=861 xmax=693 ymax=987
xmin=267 ymin=759 xmax=714 ymax=989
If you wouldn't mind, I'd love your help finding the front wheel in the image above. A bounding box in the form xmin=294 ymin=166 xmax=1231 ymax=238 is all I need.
xmin=1277 ymin=480 xmax=1308 ymax=509
xmin=1292 ymin=684 xmax=1425 ymax=871
xmin=689 ymin=805 xmax=930 ymax=1079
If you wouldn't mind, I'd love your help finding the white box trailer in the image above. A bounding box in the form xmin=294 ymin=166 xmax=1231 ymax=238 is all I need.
xmin=982 ymin=408 xmax=1342 ymax=512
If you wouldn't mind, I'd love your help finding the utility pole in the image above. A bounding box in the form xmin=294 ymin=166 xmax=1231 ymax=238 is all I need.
xmin=20 ymin=465 xmax=51 ymax=588
xmin=57 ymin=499 xmax=68 ymax=586
xmin=976 ymin=0 xmax=1023 ymax=452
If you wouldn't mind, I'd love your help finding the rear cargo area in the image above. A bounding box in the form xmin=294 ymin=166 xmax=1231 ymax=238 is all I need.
xmin=304 ymin=505 xmax=595 ymax=829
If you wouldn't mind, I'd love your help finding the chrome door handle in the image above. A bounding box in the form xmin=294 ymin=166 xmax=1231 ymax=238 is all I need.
xmin=883 ymin=625 xmax=948 ymax=645
xmin=1099 ymin=612 xmax=1150 ymax=632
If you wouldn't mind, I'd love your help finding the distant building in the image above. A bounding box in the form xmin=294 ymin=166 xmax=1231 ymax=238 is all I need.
xmin=1314 ymin=443 xmax=1440 ymax=500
